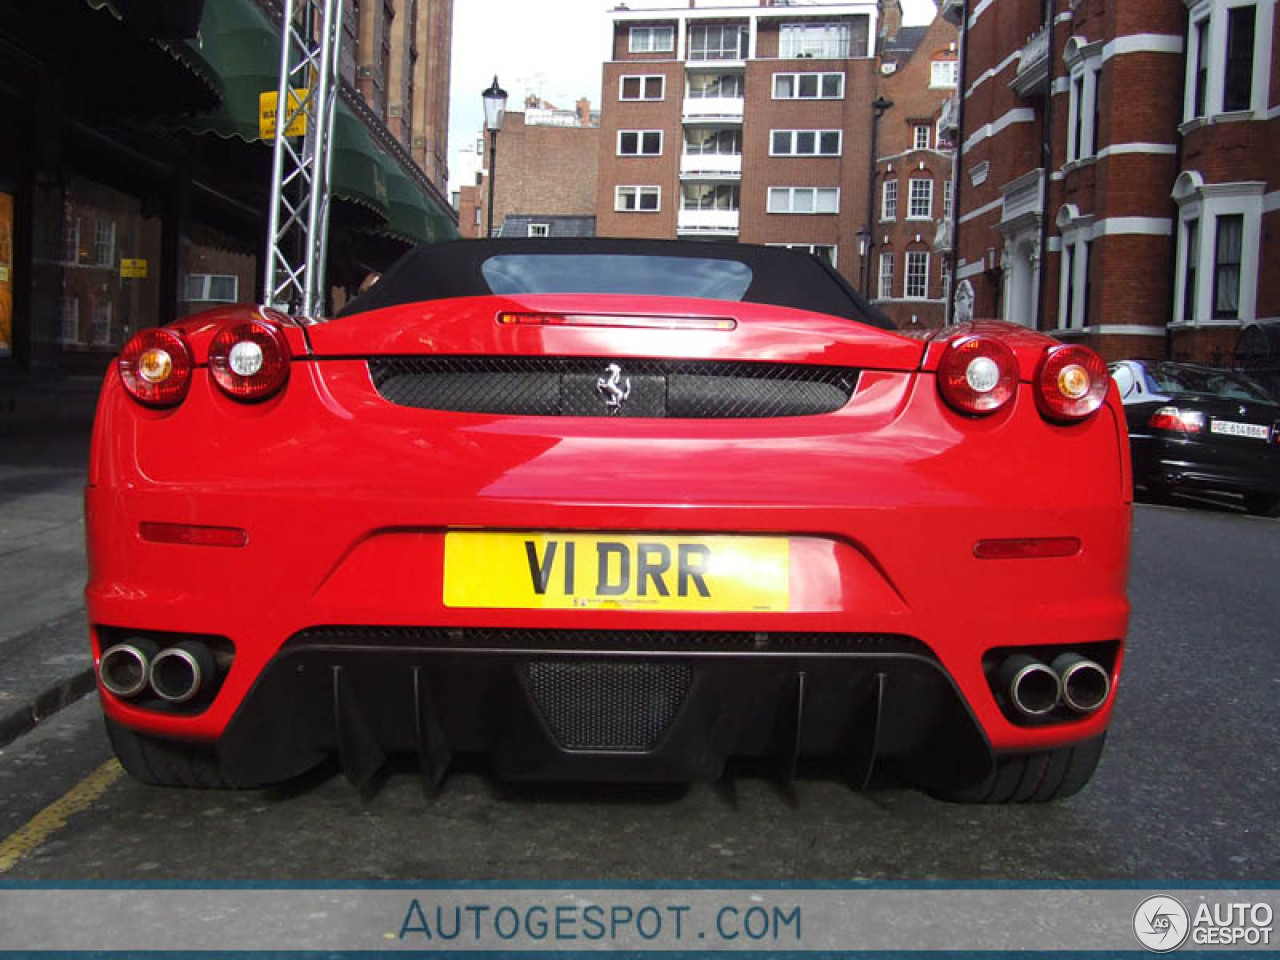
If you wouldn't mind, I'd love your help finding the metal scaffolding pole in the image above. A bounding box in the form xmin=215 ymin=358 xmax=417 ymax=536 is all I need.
xmin=263 ymin=0 xmax=344 ymax=318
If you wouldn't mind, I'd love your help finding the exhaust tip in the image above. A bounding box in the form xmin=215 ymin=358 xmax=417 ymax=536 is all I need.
xmin=1000 ymin=654 xmax=1061 ymax=717
xmin=1053 ymin=653 xmax=1111 ymax=713
xmin=99 ymin=641 xmax=156 ymax=699
xmin=148 ymin=642 xmax=215 ymax=704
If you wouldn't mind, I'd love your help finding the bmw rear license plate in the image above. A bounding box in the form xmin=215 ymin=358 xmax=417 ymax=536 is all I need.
xmin=1210 ymin=420 xmax=1270 ymax=440
xmin=443 ymin=532 xmax=789 ymax=611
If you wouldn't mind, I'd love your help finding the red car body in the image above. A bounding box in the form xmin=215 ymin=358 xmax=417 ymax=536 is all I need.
xmin=87 ymin=241 xmax=1131 ymax=801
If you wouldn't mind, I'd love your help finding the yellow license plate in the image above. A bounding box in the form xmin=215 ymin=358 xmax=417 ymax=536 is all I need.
xmin=444 ymin=532 xmax=790 ymax=612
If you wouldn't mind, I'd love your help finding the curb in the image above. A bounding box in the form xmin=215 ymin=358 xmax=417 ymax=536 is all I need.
xmin=0 ymin=668 xmax=98 ymax=750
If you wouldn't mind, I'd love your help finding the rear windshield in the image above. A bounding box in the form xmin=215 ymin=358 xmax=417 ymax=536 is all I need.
xmin=481 ymin=254 xmax=753 ymax=301
xmin=1148 ymin=364 xmax=1273 ymax=402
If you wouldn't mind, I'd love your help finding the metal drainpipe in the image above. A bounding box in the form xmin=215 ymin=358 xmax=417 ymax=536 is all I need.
xmin=946 ymin=0 xmax=971 ymax=325
xmin=1034 ymin=0 xmax=1055 ymax=332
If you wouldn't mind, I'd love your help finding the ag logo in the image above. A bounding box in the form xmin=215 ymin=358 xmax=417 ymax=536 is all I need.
xmin=1134 ymin=895 xmax=1190 ymax=952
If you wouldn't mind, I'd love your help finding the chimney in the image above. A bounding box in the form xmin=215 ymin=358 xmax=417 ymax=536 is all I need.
xmin=576 ymin=98 xmax=591 ymax=126
xmin=878 ymin=0 xmax=903 ymax=41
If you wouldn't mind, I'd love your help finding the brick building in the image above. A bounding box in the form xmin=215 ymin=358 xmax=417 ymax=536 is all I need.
xmin=871 ymin=5 xmax=959 ymax=328
xmin=944 ymin=0 xmax=1278 ymax=363
xmin=593 ymin=1 xmax=887 ymax=292
xmin=460 ymin=97 xmax=601 ymax=239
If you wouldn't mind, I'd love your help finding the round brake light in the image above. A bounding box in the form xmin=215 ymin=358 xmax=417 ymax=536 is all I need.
xmin=117 ymin=329 xmax=193 ymax=407
xmin=1035 ymin=344 xmax=1109 ymax=421
xmin=937 ymin=335 xmax=1019 ymax=415
xmin=208 ymin=319 xmax=291 ymax=401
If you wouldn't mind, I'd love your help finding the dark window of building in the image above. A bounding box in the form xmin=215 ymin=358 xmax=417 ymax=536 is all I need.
xmin=1071 ymin=75 xmax=1084 ymax=160
xmin=1212 ymin=214 xmax=1243 ymax=318
xmin=1223 ymin=5 xmax=1255 ymax=111
xmin=1090 ymin=68 xmax=1101 ymax=155
xmin=1193 ymin=18 xmax=1208 ymax=117
xmin=1063 ymin=244 xmax=1075 ymax=327
xmin=1183 ymin=218 xmax=1198 ymax=324
xmin=1081 ymin=240 xmax=1093 ymax=327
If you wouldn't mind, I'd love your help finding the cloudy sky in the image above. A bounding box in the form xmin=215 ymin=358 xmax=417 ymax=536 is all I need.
xmin=446 ymin=0 xmax=940 ymax=193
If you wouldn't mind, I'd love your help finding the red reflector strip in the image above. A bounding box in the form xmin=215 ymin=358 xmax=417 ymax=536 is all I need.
xmin=973 ymin=537 xmax=1081 ymax=560
xmin=497 ymin=311 xmax=736 ymax=331
xmin=139 ymin=522 xmax=249 ymax=548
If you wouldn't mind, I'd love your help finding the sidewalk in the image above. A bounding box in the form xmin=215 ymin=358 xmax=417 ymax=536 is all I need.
xmin=0 ymin=372 xmax=102 ymax=748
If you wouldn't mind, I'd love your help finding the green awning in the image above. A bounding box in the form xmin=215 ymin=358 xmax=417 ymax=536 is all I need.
xmin=331 ymin=104 xmax=390 ymax=221
xmin=370 ymin=156 xmax=433 ymax=245
xmin=180 ymin=0 xmax=281 ymax=142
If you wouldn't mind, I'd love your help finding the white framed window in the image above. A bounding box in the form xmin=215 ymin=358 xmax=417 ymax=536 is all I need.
xmin=688 ymin=23 xmax=748 ymax=61
xmin=908 ymin=178 xmax=933 ymax=219
xmin=527 ymin=223 xmax=550 ymax=238
xmin=183 ymin=274 xmax=240 ymax=303
xmin=1171 ymin=171 xmax=1264 ymax=326
xmin=769 ymin=129 xmax=842 ymax=157
xmin=1055 ymin=205 xmax=1097 ymax=330
xmin=772 ymin=72 xmax=844 ymax=99
xmin=61 ymin=217 xmax=80 ymax=264
xmin=943 ymin=180 xmax=953 ymax=221
xmin=688 ymin=73 xmax=744 ymax=99
xmin=767 ymin=187 xmax=840 ymax=214
xmin=59 ymin=296 xmax=79 ymax=343
xmin=767 ymin=242 xmax=837 ymax=267
xmin=684 ymin=128 xmax=742 ymax=155
xmin=681 ymin=183 xmax=740 ymax=211
xmin=615 ymin=185 xmax=661 ymax=212
xmin=1183 ymin=1 xmax=1274 ymax=122
xmin=913 ymin=124 xmax=930 ymax=151
xmin=94 ymin=220 xmax=116 ymax=268
xmin=629 ymin=25 xmax=674 ymax=53
xmin=617 ymin=130 xmax=663 ymax=156
xmin=878 ymin=252 xmax=895 ymax=300
xmin=780 ymin=21 xmax=867 ymax=59
xmin=619 ymin=75 xmax=665 ymax=101
xmin=1064 ymin=38 xmax=1103 ymax=162
xmin=930 ymin=58 xmax=959 ymax=88
xmin=90 ymin=298 xmax=113 ymax=346
xmin=881 ymin=179 xmax=898 ymax=220
xmin=905 ymin=251 xmax=929 ymax=299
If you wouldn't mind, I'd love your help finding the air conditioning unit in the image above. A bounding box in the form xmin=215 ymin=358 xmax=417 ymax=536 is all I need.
xmin=183 ymin=274 xmax=239 ymax=303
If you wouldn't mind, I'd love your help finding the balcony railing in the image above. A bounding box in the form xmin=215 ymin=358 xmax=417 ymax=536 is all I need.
xmin=679 ymin=153 xmax=743 ymax=178
xmin=1011 ymin=25 xmax=1050 ymax=97
xmin=682 ymin=97 xmax=745 ymax=122
xmin=676 ymin=208 xmax=740 ymax=234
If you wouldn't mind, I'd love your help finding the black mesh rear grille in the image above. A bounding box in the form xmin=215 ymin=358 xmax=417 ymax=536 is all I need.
xmin=289 ymin=626 xmax=930 ymax=657
xmin=368 ymin=357 xmax=858 ymax=418
xmin=526 ymin=661 xmax=691 ymax=751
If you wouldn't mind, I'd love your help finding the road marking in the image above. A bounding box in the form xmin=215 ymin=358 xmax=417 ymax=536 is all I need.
xmin=0 ymin=759 xmax=122 ymax=874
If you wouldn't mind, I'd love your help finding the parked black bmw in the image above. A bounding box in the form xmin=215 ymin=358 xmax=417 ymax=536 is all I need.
xmin=1109 ymin=360 xmax=1280 ymax=516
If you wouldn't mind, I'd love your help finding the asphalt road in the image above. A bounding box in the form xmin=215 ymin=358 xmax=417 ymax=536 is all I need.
xmin=1 ymin=503 xmax=1276 ymax=881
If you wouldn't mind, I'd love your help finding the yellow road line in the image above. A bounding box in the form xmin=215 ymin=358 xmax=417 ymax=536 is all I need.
xmin=0 ymin=759 xmax=123 ymax=874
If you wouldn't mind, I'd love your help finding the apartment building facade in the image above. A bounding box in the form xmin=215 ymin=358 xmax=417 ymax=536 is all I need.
xmin=945 ymin=0 xmax=1278 ymax=363
xmin=459 ymin=97 xmax=601 ymax=239
xmin=594 ymin=2 xmax=887 ymax=294
xmin=871 ymin=10 xmax=959 ymax=328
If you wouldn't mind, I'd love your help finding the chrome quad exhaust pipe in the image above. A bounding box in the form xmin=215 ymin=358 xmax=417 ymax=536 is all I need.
xmin=1052 ymin=652 xmax=1111 ymax=713
xmin=998 ymin=653 xmax=1062 ymax=719
xmin=148 ymin=640 xmax=218 ymax=704
xmin=98 ymin=638 xmax=158 ymax=699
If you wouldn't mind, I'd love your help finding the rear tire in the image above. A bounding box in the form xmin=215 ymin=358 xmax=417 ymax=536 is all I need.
xmin=105 ymin=717 xmax=248 ymax=789
xmin=1242 ymin=493 xmax=1280 ymax=517
xmin=933 ymin=735 xmax=1106 ymax=804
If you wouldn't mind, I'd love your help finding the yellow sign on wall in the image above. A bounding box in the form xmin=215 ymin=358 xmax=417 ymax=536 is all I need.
xmin=119 ymin=259 xmax=148 ymax=279
xmin=259 ymin=89 xmax=309 ymax=140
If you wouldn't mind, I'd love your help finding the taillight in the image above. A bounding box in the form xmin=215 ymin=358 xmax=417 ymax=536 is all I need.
xmin=937 ymin=335 xmax=1019 ymax=415
xmin=1034 ymin=344 xmax=1109 ymax=421
xmin=117 ymin=329 xmax=193 ymax=408
xmin=1148 ymin=406 xmax=1205 ymax=434
xmin=208 ymin=319 xmax=291 ymax=401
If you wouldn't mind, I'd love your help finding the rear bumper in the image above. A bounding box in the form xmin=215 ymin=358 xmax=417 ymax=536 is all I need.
xmin=215 ymin=632 xmax=995 ymax=791
xmin=1131 ymin=438 xmax=1280 ymax=496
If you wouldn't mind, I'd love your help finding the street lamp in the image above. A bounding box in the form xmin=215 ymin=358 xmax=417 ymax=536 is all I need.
xmin=861 ymin=96 xmax=894 ymax=295
xmin=481 ymin=75 xmax=508 ymax=239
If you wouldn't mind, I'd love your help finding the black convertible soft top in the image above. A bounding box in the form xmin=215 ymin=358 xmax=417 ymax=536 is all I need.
xmin=338 ymin=238 xmax=893 ymax=330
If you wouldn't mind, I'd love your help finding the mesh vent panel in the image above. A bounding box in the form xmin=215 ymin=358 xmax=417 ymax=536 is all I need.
xmin=368 ymin=357 xmax=858 ymax=418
